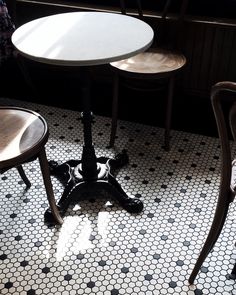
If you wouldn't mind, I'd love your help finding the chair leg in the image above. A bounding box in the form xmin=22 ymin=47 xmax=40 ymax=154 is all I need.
xmin=16 ymin=165 xmax=31 ymax=188
xmin=230 ymin=262 xmax=236 ymax=279
xmin=38 ymin=147 xmax=63 ymax=225
xmin=164 ymin=76 xmax=175 ymax=151
xmin=188 ymin=191 xmax=231 ymax=284
xmin=109 ymin=72 xmax=120 ymax=147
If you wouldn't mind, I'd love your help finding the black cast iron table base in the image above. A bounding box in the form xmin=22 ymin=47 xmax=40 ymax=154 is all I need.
xmin=43 ymin=67 xmax=144 ymax=226
xmin=44 ymin=150 xmax=143 ymax=225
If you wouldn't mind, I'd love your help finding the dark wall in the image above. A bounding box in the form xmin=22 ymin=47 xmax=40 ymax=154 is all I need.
xmin=12 ymin=0 xmax=236 ymax=19
xmin=3 ymin=0 xmax=235 ymax=138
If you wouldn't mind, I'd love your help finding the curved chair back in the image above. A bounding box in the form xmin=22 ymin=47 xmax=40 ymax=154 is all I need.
xmin=189 ymin=81 xmax=236 ymax=283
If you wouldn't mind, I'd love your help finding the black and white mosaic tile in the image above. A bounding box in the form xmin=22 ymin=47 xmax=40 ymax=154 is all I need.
xmin=0 ymin=97 xmax=235 ymax=294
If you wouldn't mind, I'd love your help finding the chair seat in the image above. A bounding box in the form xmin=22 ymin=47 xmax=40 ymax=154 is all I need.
xmin=0 ymin=106 xmax=63 ymax=225
xmin=108 ymin=0 xmax=188 ymax=150
xmin=110 ymin=48 xmax=186 ymax=75
xmin=0 ymin=107 xmax=48 ymax=169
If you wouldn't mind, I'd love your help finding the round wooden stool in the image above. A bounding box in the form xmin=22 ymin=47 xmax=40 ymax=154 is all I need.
xmin=0 ymin=106 xmax=63 ymax=225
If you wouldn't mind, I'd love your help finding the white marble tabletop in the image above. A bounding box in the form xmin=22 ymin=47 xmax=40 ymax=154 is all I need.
xmin=12 ymin=11 xmax=154 ymax=66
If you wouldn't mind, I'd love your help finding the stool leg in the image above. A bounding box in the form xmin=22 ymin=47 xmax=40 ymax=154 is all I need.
xmin=109 ymin=72 xmax=119 ymax=147
xmin=38 ymin=148 xmax=63 ymax=225
xmin=17 ymin=165 xmax=31 ymax=188
xmin=165 ymin=76 xmax=175 ymax=151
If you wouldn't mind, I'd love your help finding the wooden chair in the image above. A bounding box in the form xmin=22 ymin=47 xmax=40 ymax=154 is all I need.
xmin=109 ymin=0 xmax=188 ymax=150
xmin=0 ymin=106 xmax=63 ymax=225
xmin=189 ymin=81 xmax=236 ymax=284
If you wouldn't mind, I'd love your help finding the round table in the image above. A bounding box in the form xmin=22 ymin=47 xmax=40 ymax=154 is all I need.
xmin=12 ymin=11 xmax=153 ymax=66
xmin=12 ymin=11 xmax=154 ymax=223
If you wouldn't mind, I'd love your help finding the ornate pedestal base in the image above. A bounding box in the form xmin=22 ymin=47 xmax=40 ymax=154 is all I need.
xmin=45 ymin=150 xmax=143 ymax=225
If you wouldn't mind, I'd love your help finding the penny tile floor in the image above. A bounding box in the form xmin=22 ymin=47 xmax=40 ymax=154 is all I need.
xmin=0 ymin=97 xmax=235 ymax=295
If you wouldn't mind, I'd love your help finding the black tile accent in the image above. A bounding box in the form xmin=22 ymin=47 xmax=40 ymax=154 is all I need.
xmin=144 ymin=274 xmax=153 ymax=281
xmin=28 ymin=218 xmax=36 ymax=224
xmin=131 ymin=247 xmax=138 ymax=253
xmin=111 ymin=289 xmax=119 ymax=295
xmin=27 ymin=290 xmax=36 ymax=295
xmin=98 ymin=260 xmax=106 ymax=266
xmin=64 ymin=274 xmax=72 ymax=281
xmin=121 ymin=267 xmax=129 ymax=274
xmin=147 ymin=213 xmax=154 ymax=218
xmin=135 ymin=193 xmax=142 ymax=199
xmin=139 ymin=229 xmax=146 ymax=235
xmin=15 ymin=235 xmax=22 ymax=241
xmin=34 ymin=241 xmax=42 ymax=247
xmin=77 ymin=254 xmax=85 ymax=260
xmin=194 ymin=289 xmax=203 ymax=295
xmin=195 ymin=208 xmax=202 ymax=213
xmin=0 ymin=254 xmax=7 ymax=260
xmin=176 ymin=260 xmax=184 ymax=266
xmin=169 ymin=281 xmax=177 ymax=288
xmin=87 ymin=281 xmax=95 ymax=288
xmin=189 ymin=224 xmax=196 ymax=229
xmin=153 ymin=254 xmax=160 ymax=260
xmin=20 ymin=260 xmax=29 ymax=267
xmin=5 ymin=282 xmax=13 ymax=289
xmin=10 ymin=213 xmax=17 ymax=218
xmin=42 ymin=267 xmax=50 ymax=273
xmin=200 ymin=266 xmax=208 ymax=273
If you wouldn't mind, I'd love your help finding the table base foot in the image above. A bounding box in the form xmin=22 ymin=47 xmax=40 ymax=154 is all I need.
xmin=45 ymin=150 xmax=143 ymax=224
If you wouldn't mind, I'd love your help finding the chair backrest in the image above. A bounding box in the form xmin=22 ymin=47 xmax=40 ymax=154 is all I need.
xmin=118 ymin=0 xmax=189 ymax=50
